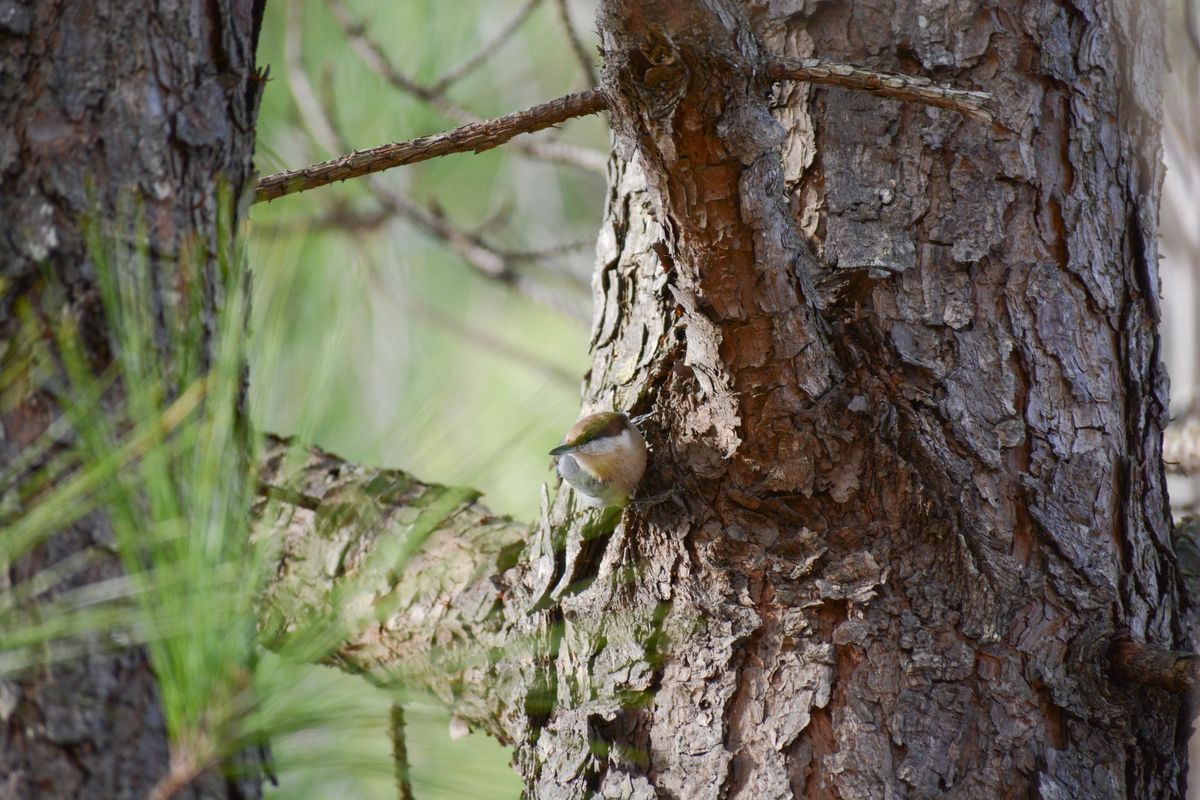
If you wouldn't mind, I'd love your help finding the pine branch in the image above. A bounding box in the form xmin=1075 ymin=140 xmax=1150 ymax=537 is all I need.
xmin=278 ymin=6 xmax=589 ymax=321
xmin=254 ymin=435 xmax=533 ymax=743
xmin=254 ymin=89 xmax=608 ymax=203
xmin=255 ymin=56 xmax=994 ymax=204
xmin=1109 ymin=638 xmax=1200 ymax=695
xmin=766 ymin=57 xmax=994 ymax=122
xmin=325 ymin=0 xmax=606 ymax=173
xmin=251 ymin=433 xmax=1200 ymax=764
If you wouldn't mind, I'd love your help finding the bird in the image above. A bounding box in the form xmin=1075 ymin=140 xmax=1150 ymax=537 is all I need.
xmin=549 ymin=411 xmax=648 ymax=509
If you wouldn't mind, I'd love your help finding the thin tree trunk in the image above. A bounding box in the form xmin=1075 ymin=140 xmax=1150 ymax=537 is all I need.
xmin=0 ymin=2 xmax=264 ymax=797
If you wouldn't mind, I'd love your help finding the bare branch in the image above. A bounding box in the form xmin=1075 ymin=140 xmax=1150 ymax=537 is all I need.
xmin=253 ymin=202 xmax=395 ymax=235
xmin=367 ymin=183 xmax=590 ymax=321
xmin=497 ymin=237 xmax=594 ymax=262
xmin=284 ymin=1 xmax=342 ymax=155
xmin=389 ymin=703 xmax=415 ymax=800
xmin=396 ymin=293 xmax=582 ymax=387
xmin=257 ymin=52 xmax=994 ymax=203
xmin=428 ymin=0 xmax=545 ymax=94
xmin=516 ymin=140 xmax=608 ymax=172
xmin=766 ymin=57 xmax=994 ymax=122
xmin=325 ymin=0 xmax=474 ymax=123
xmin=254 ymin=203 xmax=593 ymax=276
xmin=554 ymin=0 xmax=599 ymax=86
xmin=255 ymin=89 xmax=608 ymax=203
xmin=276 ymin=19 xmax=590 ymax=322
xmin=325 ymin=0 xmax=606 ymax=173
xmin=1109 ymin=638 xmax=1200 ymax=695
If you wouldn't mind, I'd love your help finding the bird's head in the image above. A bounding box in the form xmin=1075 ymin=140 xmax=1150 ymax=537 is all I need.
xmin=549 ymin=411 xmax=648 ymax=496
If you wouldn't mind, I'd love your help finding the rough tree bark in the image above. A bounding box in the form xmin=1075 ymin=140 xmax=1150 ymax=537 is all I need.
xmin=3 ymin=0 xmax=1184 ymax=798
xmin=0 ymin=1 xmax=264 ymax=797
xmin=257 ymin=1 xmax=1186 ymax=798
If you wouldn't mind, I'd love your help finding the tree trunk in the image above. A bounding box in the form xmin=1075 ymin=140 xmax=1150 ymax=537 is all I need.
xmin=0 ymin=2 xmax=264 ymax=797
xmin=592 ymin=1 xmax=1180 ymax=796
xmin=584 ymin=1 xmax=1180 ymax=796
xmin=262 ymin=1 xmax=1185 ymax=798
xmin=3 ymin=0 xmax=1183 ymax=798
xmin=589 ymin=0 xmax=1180 ymax=795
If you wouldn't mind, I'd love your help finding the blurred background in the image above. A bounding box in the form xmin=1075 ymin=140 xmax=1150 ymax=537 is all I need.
xmin=250 ymin=0 xmax=604 ymax=796
xmin=247 ymin=1 xmax=1200 ymax=797
xmin=1159 ymin=0 xmax=1200 ymax=795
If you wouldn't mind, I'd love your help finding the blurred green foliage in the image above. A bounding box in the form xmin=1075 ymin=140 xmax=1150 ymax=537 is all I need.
xmin=249 ymin=1 xmax=606 ymax=796
xmin=251 ymin=0 xmax=605 ymax=520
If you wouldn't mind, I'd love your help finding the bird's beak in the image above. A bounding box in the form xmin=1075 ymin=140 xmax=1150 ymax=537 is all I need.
xmin=549 ymin=444 xmax=576 ymax=456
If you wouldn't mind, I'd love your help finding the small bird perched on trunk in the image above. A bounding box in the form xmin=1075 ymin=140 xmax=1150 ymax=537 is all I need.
xmin=550 ymin=411 xmax=648 ymax=508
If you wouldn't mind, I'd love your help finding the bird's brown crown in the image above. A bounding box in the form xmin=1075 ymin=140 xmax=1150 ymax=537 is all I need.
xmin=562 ymin=411 xmax=629 ymax=447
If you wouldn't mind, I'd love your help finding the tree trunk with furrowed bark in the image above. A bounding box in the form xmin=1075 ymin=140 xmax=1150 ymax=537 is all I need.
xmin=263 ymin=0 xmax=1185 ymax=797
xmin=3 ymin=0 xmax=1187 ymax=797
xmin=584 ymin=1 xmax=1180 ymax=795
xmin=0 ymin=1 xmax=264 ymax=797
